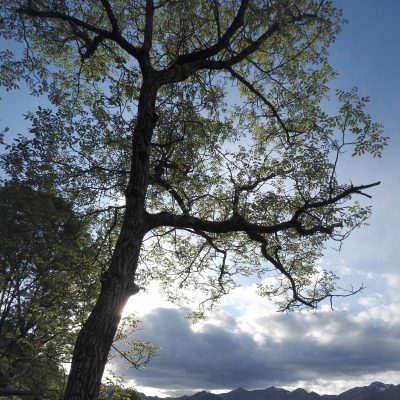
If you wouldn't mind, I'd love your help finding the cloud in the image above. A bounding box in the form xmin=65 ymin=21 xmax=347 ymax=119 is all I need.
xmin=111 ymin=303 xmax=400 ymax=396
xmin=382 ymin=273 xmax=400 ymax=290
xmin=123 ymin=281 xmax=179 ymax=317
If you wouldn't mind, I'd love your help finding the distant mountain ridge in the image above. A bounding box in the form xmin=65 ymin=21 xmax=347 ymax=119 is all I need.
xmin=139 ymin=382 xmax=400 ymax=400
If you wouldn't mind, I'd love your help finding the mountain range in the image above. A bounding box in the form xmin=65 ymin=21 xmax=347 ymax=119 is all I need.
xmin=140 ymin=382 xmax=400 ymax=400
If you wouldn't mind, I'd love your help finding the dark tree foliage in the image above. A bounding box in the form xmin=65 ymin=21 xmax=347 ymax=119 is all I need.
xmin=0 ymin=181 xmax=99 ymax=399
xmin=0 ymin=1 xmax=386 ymax=399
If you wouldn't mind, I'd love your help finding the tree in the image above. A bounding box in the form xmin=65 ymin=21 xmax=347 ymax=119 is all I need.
xmin=0 ymin=1 xmax=387 ymax=399
xmin=0 ymin=181 xmax=100 ymax=399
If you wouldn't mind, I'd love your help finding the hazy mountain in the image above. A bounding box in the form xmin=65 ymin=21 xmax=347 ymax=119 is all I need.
xmin=336 ymin=382 xmax=398 ymax=400
xmin=139 ymin=382 xmax=400 ymax=400
xmin=190 ymin=391 xmax=222 ymax=400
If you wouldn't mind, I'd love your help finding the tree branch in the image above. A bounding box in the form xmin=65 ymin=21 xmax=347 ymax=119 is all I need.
xmin=230 ymin=170 xmax=276 ymax=215
xmin=158 ymin=0 xmax=250 ymax=83
xmin=145 ymin=182 xmax=380 ymax=237
xmin=18 ymin=6 xmax=111 ymax=37
xmin=203 ymin=12 xmax=319 ymax=70
xmin=18 ymin=4 xmax=144 ymax=60
xmin=238 ymin=174 xmax=277 ymax=192
xmin=99 ymin=0 xmax=120 ymax=33
xmin=292 ymin=181 xmax=381 ymax=220
xmin=227 ymin=67 xmax=294 ymax=142
xmin=143 ymin=0 xmax=154 ymax=50
xmin=151 ymin=175 xmax=189 ymax=215
xmin=247 ymin=231 xmax=363 ymax=310
xmin=159 ymin=9 xmax=319 ymax=84
xmin=171 ymin=0 xmax=249 ymax=65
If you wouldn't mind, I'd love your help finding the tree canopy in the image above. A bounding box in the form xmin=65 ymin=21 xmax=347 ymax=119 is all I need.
xmin=0 ymin=181 xmax=99 ymax=398
xmin=0 ymin=1 xmax=387 ymax=399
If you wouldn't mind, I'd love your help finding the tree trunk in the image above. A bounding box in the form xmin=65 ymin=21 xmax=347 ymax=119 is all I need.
xmin=63 ymin=77 xmax=159 ymax=400
xmin=63 ymin=230 xmax=143 ymax=400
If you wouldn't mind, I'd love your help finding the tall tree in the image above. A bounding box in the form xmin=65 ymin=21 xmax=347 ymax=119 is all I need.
xmin=0 ymin=181 xmax=100 ymax=399
xmin=0 ymin=1 xmax=387 ymax=399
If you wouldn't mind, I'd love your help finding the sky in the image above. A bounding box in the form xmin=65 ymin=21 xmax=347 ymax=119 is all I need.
xmin=1 ymin=0 xmax=400 ymax=397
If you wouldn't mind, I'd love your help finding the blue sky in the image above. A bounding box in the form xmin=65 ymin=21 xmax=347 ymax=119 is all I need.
xmin=1 ymin=0 xmax=400 ymax=397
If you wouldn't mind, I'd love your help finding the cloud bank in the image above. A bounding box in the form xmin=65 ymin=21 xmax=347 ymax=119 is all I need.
xmin=112 ymin=295 xmax=400 ymax=395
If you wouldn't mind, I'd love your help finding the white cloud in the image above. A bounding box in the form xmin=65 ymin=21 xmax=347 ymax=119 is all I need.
xmin=111 ymin=292 xmax=400 ymax=395
xmin=286 ymin=372 xmax=400 ymax=395
xmin=382 ymin=273 xmax=400 ymax=290
xmin=123 ymin=281 xmax=178 ymax=318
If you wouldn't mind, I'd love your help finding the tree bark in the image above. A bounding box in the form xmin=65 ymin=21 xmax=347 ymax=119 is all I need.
xmin=62 ymin=227 xmax=143 ymax=399
xmin=63 ymin=76 xmax=159 ymax=400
